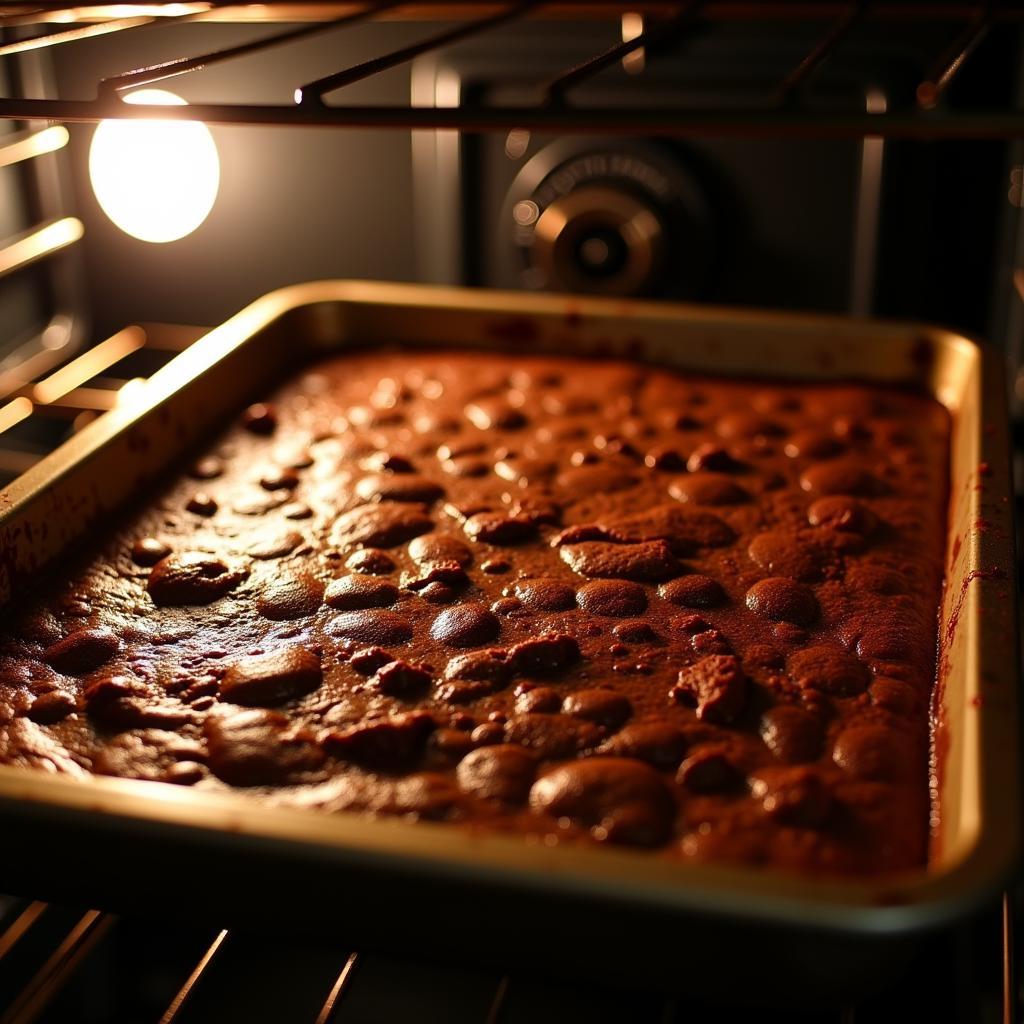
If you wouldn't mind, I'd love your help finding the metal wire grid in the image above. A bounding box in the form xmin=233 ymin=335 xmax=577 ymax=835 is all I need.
xmin=0 ymin=322 xmax=206 ymax=481
xmin=0 ymin=0 xmax=1016 ymax=374
xmin=0 ymin=2 xmax=1019 ymax=136
xmin=0 ymin=892 xmax=1013 ymax=1024
xmin=0 ymin=23 xmax=88 ymax=442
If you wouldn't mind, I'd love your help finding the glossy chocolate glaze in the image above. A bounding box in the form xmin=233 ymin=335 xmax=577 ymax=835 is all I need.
xmin=0 ymin=350 xmax=949 ymax=873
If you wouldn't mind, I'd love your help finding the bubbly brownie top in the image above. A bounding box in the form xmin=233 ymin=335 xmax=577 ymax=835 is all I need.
xmin=0 ymin=349 xmax=949 ymax=873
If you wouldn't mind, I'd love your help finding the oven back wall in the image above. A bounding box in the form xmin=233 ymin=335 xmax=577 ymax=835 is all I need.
xmin=52 ymin=21 xmax=429 ymax=337
xmin=50 ymin=17 xmax=885 ymax=337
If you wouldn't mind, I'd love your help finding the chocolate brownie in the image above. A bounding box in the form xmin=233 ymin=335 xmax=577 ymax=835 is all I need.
xmin=0 ymin=350 xmax=949 ymax=873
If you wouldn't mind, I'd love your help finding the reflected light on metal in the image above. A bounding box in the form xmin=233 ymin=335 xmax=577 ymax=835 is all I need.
xmin=72 ymin=410 xmax=98 ymax=433
xmin=34 ymin=327 xmax=145 ymax=405
xmin=116 ymin=377 xmax=149 ymax=410
xmin=0 ymin=397 xmax=32 ymax=435
xmin=41 ymin=315 xmax=75 ymax=353
xmin=0 ymin=17 xmax=154 ymax=59
xmin=46 ymin=5 xmax=207 ymax=21
xmin=98 ymin=4 xmax=209 ymax=15
xmin=0 ymin=126 xmax=69 ymax=170
xmin=621 ymin=12 xmax=645 ymax=74
xmin=0 ymin=218 xmax=83 ymax=279
xmin=504 ymin=128 xmax=531 ymax=160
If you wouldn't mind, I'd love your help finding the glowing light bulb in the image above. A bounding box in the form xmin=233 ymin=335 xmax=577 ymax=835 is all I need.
xmin=89 ymin=89 xmax=219 ymax=243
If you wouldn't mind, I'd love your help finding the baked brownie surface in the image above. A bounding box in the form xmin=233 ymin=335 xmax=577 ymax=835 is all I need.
xmin=0 ymin=350 xmax=949 ymax=873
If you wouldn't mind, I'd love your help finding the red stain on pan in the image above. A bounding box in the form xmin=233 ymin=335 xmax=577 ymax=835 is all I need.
xmin=943 ymin=567 xmax=1008 ymax=649
xmin=949 ymin=534 xmax=962 ymax=567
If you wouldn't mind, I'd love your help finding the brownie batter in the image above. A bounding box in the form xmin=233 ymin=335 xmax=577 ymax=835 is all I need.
xmin=0 ymin=350 xmax=949 ymax=874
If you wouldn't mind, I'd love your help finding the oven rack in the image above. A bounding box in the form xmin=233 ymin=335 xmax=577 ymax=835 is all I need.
xmin=0 ymin=891 xmax=1014 ymax=1024
xmin=0 ymin=322 xmax=205 ymax=484
xmin=0 ymin=2 xmax=1020 ymax=138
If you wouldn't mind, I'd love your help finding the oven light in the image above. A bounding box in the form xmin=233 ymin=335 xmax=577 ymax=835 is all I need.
xmin=88 ymin=89 xmax=220 ymax=244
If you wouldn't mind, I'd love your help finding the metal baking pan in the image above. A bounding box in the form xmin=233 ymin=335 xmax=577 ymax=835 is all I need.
xmin=0 ymin=282 xmax=1017 ymax=1000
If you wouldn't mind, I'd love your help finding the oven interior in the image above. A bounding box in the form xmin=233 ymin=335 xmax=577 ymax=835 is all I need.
xmin=0 ymin=3 xmax=1019 ymax=1022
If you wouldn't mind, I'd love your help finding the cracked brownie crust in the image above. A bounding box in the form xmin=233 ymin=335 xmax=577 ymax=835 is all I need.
xmin=0 ymin=349 xmax=949 ymax=874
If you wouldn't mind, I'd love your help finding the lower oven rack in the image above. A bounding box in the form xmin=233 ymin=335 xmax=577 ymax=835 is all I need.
xmin=0 ymin=889 xmax=1015 ymax=1022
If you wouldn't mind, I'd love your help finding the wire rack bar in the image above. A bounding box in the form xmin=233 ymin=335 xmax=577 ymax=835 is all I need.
xmin=0 ymin=218 xmax=83 ymax=279
xmin=543 ymin=0 xmax=703 ymax=103
xmin=0 ymin=126 xmax=68 ymax=169
xmin=916 ymin=3 xmax=993 ymax=109
xmin=773 ymin=0 xmax=866 ymax=104
xmin=0 ymin=2 xmax=1009 ymax=138
xmin=98 ymin=2 xmax=397 ymax=97
xmin=0 ymin=16 xmax=162 ymax=59
xmin=484 ymin=975 xmax=510 ymax=1024
xmin=0 ymin=343 xmax=69 ymax=404
xmin=0 ymin=397 xmax=34 ymax=433
xmin=0 ymin=903 xmax=47 ymax=964
xmin=159 ymin=929 xmax=229 ymax=1024
xmin=313 ymin=952 xmax=360 ymax=1024
xmin=3 ymin=98 xmax=1024 ymax=136
xmin=0 ymin=8 xmax=114 ymax=30
xmin=295 ymin=1 xmax=537 ymax=103
xmin=32 ymin=326 xmax=144 ymax=404
xmin=1005 ymin=891 xmax=1019 ymax=1024
xmin=0 ymin=910 xmax=113 ymax=1024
